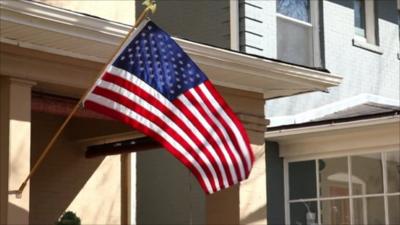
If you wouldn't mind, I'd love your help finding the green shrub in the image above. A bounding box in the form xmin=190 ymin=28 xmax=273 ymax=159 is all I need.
xmin=56 ymin=211 xmax=81 ymax=225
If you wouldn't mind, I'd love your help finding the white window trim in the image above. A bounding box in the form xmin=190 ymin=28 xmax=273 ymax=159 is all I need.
xmin=354 ymin=0 xmax=379 ymax=47
xmin=276 ymin=0 xmax=321 ymax=67
xmin=283 ymin=150 xmax=400 ymax=225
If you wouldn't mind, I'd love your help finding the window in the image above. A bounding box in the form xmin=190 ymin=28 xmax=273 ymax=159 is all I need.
xmin=277 ymin=0 xmax=310 ymax=23
xmin=354 ymin=0 xmax=378 ymax=45
xmin=285 ymin=151 xmax=400 ymax=225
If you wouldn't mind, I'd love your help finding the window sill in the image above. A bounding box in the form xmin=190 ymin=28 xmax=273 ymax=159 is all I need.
xmin=352 ymin=38 xmax=383 ymax=54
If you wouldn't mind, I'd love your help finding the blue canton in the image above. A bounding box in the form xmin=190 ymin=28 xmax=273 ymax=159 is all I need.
xmin=113 ymin=21 xmax=208 ymax=101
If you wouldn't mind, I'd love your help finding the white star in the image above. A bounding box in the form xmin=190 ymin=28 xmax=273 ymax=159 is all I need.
xmin=190 ymin=78 xmax=194 ymax=82
xmin=167 ymin=44 xmax=172 ymax=48
xmin=187 ymin=64 xmax=191 ymax=68
xmin=173 ymin=64 xmax=177 ymax=68
xmin=196 ymin=74 xmax=201 ymax=78
xmin=170 ymin=90 xmax=175 ymax=94
xmin=141 ymin=33 xmax=146 ymax=37
xmin=143 ymin=40 xmax=148 ymax=44
xmin=129 ymin=54 xmax=133 ymax=58
xmin=120 ymin=56 xmax=125 ymax=60
xmin=176 ymin=78 xmax=181 ymax=81
xmin=139 ymin=60 xmax=143 ymax=64
xmin=130 ymin=61 xmax=134 ymax=65
xmin=148 ymin=25 xmax=152 ymax=30
xmin=158 ymin=34 xmax=163 ymax=39
xmin=171 ymin=57 xmax=176 ymax=61
xmin=177 ymin=53 xmax=182 ymax=58
xmin=177 ymin=84 xmax=181 ymax=88
xmin=128 ymin=48 xmax=132 ymax=52
xmin=135 ymin=40 xmax=139 ymax=44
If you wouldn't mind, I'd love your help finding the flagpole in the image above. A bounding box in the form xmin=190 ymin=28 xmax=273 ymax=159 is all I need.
xmin=13 ymin=1 xmax=157 ymax=197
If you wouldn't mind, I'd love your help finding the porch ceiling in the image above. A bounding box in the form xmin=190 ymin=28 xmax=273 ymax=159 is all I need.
xmin=0 ymin=0 xmax=341 ymax=99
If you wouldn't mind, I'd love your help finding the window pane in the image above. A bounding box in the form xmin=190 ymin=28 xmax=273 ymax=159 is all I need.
xmin=320 ymin=199 xmax=350 ymax=225
xmin=388 ymin=195 xmax=400 ymax=225
xmin=289 ymin=160 xmax=316 ymax=200
xmin=319 ymin=157 xmax=349 ymax=197
xmin=277 ymin=0 xmax=310 ymax=22
xmin=351 ymin=153 xmax=383 ymax=195
xmin=354 ymin=0 xmax=366 ymax=37
xmin=353 ymin=197 xmax=385 ymax=225
xmin=386 ymin=151 xmax=400 ymax=193
xmin=290 ymin=201 xmax=317 ymax=225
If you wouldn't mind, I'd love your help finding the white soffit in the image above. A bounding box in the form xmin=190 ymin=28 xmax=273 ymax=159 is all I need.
xmin=0 ymin=0 xmax=341 ymax=99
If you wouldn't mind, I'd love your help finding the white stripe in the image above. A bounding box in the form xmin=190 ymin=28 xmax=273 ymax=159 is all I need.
xmin=199 ymin=84 xmax=252 ymax=172
xmin=102 ymin=66 xmax=230 ymax=186
xmin=96 ymin=80 xmax=221 ymax=190
xmin=86 ymin=93 xmax=215 ymax=194
xmin=189 ymin=88 xmax=245 ymax=181
xmin=177 ymin=95 xmax=230 ymax=188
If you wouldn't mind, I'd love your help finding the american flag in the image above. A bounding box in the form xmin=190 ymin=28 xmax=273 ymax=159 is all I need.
xmin=83 ymin=20 xmax=254 ymax=194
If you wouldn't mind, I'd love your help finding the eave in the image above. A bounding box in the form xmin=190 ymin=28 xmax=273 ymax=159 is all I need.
xmin=0 ymin=0 xmax=342 ymax=99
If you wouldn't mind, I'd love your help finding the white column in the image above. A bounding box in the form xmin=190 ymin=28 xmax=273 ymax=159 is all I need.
xmin=0 ymin=77 xmax=35 ymax=225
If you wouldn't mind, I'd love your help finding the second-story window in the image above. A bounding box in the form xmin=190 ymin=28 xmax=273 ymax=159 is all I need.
xmin=277 ymin=0 xmax=310 ymax=23
xmin=354 ymin=0 xmax=366 ymax=37
xmin=354 ymin=0 xmax=378 ymax=45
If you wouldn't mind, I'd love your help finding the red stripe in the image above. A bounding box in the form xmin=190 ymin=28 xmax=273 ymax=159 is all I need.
xmin=172 ymin=95 xmax=227 ymax=189
xmin=91 ymin=86 xmax=218 ymax=192
xmin=84 ymin=100 xmax=212 ymax=193
xmin=203 ymin=81 xmax=254 ymax=176
xmin=101 ymin=73 xmax=223 ymax=188
xmin=183 ymin=90 xmax=237 ymax=186
xmin=196 ymin=84 xmax=248 ymax=178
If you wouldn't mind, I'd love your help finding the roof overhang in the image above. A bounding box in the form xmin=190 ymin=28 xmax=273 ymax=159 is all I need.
xmin=268 ymin=94 xmax=400 ymax=127
xmin=265 ymin=114 xmax=400 ymax=159
xmin=0 ymin=0 xmax=342 ymax=99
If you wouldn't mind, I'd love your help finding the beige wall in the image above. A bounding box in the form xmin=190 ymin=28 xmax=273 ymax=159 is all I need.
xmin=38 ymin=0 xmax=135 ymax=25
xmin=30 ymin=112 xmax=132 ymax=224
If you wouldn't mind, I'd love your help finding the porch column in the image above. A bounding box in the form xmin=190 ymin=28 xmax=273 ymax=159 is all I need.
xmin=0 ymin=77 xmax=35 ymax=224
xmin=206 ymin=88 xmax=267 ymax=225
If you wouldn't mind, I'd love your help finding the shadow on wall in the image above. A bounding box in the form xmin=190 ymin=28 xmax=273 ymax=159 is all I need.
xmin=29 ymin=113 xmax=117 ymax=225
xmin=8 ymin=203 xmax=29 ymax=224
xmin=240 ymin=204 xmax=267 ymax=225
xmin=327 ymin=0 xmax=398 ymax=24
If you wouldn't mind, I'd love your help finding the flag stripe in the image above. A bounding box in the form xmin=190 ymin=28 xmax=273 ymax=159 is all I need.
xmin=174 ymin=95 xmax=230 ymax=188
xmin=85 ymin=93 xmax=215 ymax=193
xmin=93 ymin=79 xmax=222 ymax=190
xmin=188 ymin=88 xmax=245 ymax=181
xmin=183 ymin=90 xmax=237 ymax=185
xmin=199 ymin=82 xmax=254 ymax=175
xmin=193 ymin=85 xmax=248 ymax=179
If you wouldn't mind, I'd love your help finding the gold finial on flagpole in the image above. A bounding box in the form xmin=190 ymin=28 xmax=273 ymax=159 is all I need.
xmin=12 ymin=0 xmax=157 ymax=198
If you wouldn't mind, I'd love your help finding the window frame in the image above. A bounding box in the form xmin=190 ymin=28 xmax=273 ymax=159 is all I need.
xmin=275 ymin=0 xmax=322 ymax=67
xmin=354 ymin=0 xmax=378 ymax=46
xmin=284 ymin=150 xmax=400 ymax=225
